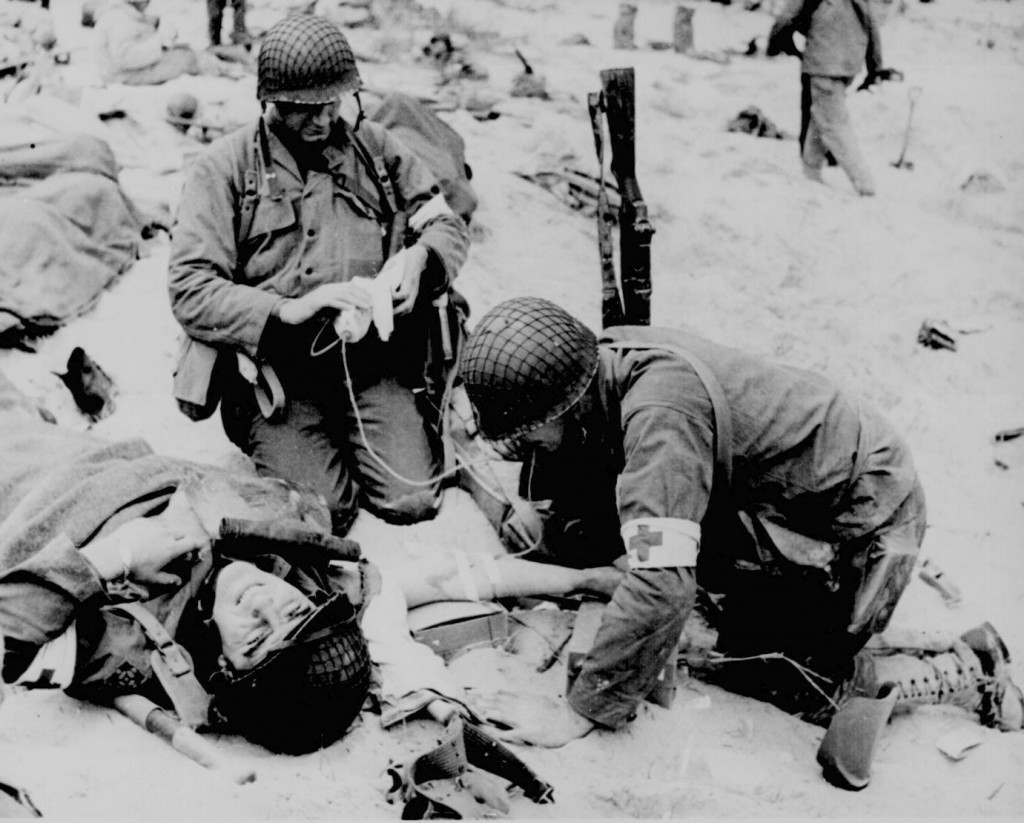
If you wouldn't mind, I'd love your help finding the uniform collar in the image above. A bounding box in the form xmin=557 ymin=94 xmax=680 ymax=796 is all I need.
xmin=261 ymin=115 xmax=358 ymax=184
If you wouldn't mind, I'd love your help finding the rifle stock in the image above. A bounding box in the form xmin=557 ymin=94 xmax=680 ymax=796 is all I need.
xmin=599 ymin=68 xmax=654 ymax=326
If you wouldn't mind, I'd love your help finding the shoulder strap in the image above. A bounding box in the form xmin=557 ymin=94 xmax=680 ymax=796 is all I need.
xmin=351 ymin=125 xmax=398 ymax=217
xmin=603 ymin=341 xmax=733 ymax=490
xmin=236 ymin=122 xmax=264 ymax=248
xmin=351 ymin=125 xmax=409 ymax=257
xmin=112 ymin=602 xmax=211 ymax=729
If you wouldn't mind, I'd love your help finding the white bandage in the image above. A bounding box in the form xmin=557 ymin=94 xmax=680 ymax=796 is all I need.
xmin=15 ymin=623 xmax=77 ymax=690
xmin=451 ymin=550 xmax=480 ymax=601
xmin=408 ymin=193 xmax=454 ymax=232
xmin=479 ymin=554 xmax=502 ymax=598
xmin=357 ymin=249 xmax=410 ymax=342
xmin=621 ymin=517 xmax=700 ymax=569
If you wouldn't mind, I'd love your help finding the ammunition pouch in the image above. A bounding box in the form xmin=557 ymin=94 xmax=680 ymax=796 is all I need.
xmin=172 ymin=335 xmax=230 ymax=422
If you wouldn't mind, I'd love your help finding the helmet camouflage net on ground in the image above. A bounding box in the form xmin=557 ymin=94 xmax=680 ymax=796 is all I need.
xmin=459 ymin=297 xmax=599 ymax=446
xmin=257 ymin=13 xmax=361 ymax=104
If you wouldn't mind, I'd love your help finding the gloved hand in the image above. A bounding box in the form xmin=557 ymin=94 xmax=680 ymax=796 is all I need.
xmin=857 ymin=67 xmax=904 ymax=92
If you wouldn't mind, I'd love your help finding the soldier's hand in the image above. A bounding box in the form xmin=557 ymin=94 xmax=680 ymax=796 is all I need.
xmin=83 ymin=519 xmax=205 ymax=587
xmin=857 ymin=68 xmax=903 ymax=92
xmin=276 ymin=281 xmax=372 ymax=325
xmin=467 ymin=690 xmax=595 ymax=747
xmin=382 ymin=244 xmax=428 ymax=316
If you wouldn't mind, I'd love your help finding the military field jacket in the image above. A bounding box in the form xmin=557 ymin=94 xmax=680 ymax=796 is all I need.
xmin=771 ymin=0 xmax=883 ymax=78
xmin=167 ymin=117 xmax=469 ymax=398
xmin=0 ymin=415 xmax=343 ymax=707
xmin=523 ymin=326 xmax=918 ymax=728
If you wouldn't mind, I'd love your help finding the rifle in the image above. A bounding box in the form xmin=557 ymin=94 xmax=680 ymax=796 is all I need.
xmin=588 ymin=68 xmax=655 ymax=328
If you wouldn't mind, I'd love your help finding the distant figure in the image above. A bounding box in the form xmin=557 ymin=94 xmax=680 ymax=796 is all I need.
xmin=93 ymin=0 xmax=243 ymax=85
xmin=768 ymin=0 xmax=896 ymax=196
xmin=93 ymin=0 xmax=200 ymax=84
xmin=206 ymin=0 xmax=250 ymax=48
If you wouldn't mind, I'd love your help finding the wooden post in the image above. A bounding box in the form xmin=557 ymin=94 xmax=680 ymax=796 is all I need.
xmin=613 ymin=3 xmax=638 ymax=50
xmin=673 ymin=4 xmax=694 ymax=54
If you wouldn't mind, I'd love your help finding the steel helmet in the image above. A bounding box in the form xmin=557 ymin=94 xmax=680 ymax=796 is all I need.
xmin=166 ymin=91 xmax=200 ymax=131
xmin=205 ymin=592 xmax=371 ymax=754
xmin=459 ymin=297 xmax=599 ymax=445
xmin=257 ymin=14 xmax=361 ymax=104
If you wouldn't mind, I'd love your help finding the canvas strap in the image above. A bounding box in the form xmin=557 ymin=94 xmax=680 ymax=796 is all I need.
xmin=112 ymin=602 xmax=210 ymax=730
xmin=602 ymin=340 xmax=733 ymax=489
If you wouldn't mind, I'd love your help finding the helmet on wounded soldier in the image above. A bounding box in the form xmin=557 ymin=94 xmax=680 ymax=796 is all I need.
xmin=189 ymin=563 xmax=371 ymax=755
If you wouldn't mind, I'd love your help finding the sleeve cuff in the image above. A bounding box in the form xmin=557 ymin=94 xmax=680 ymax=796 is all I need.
xmin=17 ymin=535 xmax=108 ymax=605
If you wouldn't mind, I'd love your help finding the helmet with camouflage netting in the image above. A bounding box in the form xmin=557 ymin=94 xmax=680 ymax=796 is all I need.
xmin=204 ymin=592 xmax=371 ymax=754
xmin=459 ymin=297 xmax=599 ymax=449
xmin=257 ymin=14 xmax=361 ymax=104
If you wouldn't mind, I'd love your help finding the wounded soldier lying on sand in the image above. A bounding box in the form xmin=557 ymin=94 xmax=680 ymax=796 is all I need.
xmin=0 ymin=371 xmax=621 ymax=755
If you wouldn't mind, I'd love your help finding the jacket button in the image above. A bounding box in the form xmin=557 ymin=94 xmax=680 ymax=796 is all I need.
xmin=305 ymin=267 xmax=313 ymax=275
xmin=307 ymin=229 xmax=315 ymax=237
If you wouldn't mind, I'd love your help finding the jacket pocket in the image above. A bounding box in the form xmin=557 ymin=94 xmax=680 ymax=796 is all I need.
xmin=241 ymin=195 xmax=298 ymax=261
xmin=172 ymin=334 xmax=225 ymax=421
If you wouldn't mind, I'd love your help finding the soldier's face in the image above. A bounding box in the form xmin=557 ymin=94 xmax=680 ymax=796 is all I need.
xmin=272 ymin=100 xmax=341 ymax=143
xmin=521 ymin=417 xmax=567 ymax=453
xmin=212 ymin=562 xmax=315 ymax=670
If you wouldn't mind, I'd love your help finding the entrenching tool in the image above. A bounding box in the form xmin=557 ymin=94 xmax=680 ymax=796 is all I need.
xmin=892 ymin=86 xmax=922 ymax=170
xmin=113 ymin=695 xmax=257 ymax=785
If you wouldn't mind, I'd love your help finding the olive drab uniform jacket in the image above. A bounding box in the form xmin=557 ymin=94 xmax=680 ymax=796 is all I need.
xmin=770 ymin=0 xmax=883 ymax=78
xmin=0 ymin=406 xmax=362 ymax=711
xmin=167 ymin=116 xmax=469 ymax=415
xmin=522 ymin=326 xmax=921 ymax=729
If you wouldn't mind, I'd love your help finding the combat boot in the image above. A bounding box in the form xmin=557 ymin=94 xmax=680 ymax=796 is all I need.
xmin=867 ymin=622 xmax=1023 ymax=731
xmin=960 ymin=621 xmax=1024 ymax=731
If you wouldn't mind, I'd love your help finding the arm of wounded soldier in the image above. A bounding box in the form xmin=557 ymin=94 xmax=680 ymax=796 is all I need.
xmin=391 ymin=551 xmax=624 ymax=609
xmin=0 ymin=534 xmax=107 ymax=682
xmin=360 ymin=565 xmax=463 ymax=705
xmin=360 ymin=553 xmax=625 ymax=724
xmin=567 ymin=566 xmax=696 ymax=728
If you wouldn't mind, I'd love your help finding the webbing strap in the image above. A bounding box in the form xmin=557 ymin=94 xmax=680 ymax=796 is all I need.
xmin=588 ymin=91 xmax=623 ymax=328
xmin=602 ymin=341 xmax=733 ymax=489
xmin=112 ymin=603 xmax=210 ymax=729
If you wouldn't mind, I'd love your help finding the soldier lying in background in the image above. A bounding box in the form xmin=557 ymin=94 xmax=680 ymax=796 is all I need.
xmin=0 ymin=370 xmax=622 ymax=755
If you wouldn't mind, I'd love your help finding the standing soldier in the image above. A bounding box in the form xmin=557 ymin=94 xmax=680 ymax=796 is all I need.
xmin=457 ymin=297 xmax=1022 ymax=747
xmin=168 ymin=13 xmax=470 ymax=535
xmin=206 ymin=0 xmax=250 ymax=48
xmin=768 ymin=0 xmax=898 ymax=196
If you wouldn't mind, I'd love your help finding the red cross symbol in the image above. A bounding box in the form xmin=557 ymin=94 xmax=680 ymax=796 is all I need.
xmin=628 ymin=524 xmax=663 ymax=562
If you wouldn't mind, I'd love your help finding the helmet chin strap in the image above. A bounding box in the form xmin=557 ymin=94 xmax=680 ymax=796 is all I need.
xmin=352 ymin=90 xmax=366 ymax=132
